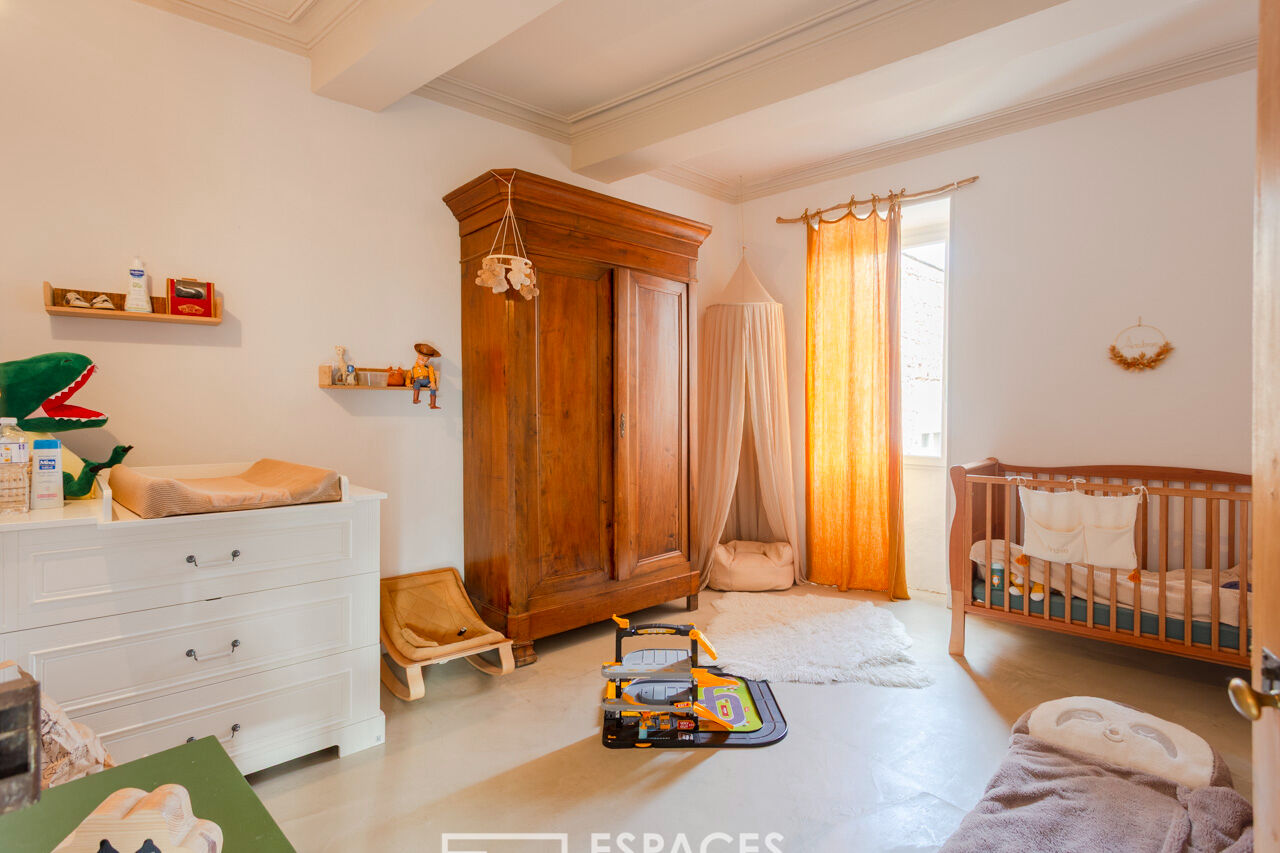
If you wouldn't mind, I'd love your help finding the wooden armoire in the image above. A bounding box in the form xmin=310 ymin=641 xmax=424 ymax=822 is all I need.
xmin=444 ymin=170 xmax=711 ymax=665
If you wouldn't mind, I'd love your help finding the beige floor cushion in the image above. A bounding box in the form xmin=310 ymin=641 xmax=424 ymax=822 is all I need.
xmin=709 ymin=540 xmax=794 ymax=591
xmin=109 ymin=459 xmax=342 ymax=518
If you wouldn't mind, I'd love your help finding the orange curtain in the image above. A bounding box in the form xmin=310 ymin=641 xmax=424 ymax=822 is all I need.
xmin=804 ymin=198 xmax=908 ymax=598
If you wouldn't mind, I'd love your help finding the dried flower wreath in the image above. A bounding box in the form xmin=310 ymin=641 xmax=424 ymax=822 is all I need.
xmin=1108 ymin=340 xmax=1173 ymax=370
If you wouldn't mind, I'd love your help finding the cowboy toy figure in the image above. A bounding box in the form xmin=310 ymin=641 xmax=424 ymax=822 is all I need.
xmin=410 ymin=343 xmax=441 ymax=408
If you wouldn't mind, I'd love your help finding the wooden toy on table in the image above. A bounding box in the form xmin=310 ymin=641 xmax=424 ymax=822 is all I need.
xmin=53 ymin=784 xmax=221 ymax=853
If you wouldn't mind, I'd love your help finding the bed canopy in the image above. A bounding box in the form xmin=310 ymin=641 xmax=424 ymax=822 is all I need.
xmin=695 ymin=258 xmax=802 ymax=589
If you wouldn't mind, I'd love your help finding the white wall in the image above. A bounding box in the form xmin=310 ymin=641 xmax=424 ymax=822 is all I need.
xmin=0 ymin=0 xmax=740 ymax=576
xmin=740 ymin=73 xmax=1256 ymax=592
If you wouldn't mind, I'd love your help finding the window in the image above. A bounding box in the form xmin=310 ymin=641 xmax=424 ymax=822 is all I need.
xmin=899 ymin=199 xmax=949 ymax=459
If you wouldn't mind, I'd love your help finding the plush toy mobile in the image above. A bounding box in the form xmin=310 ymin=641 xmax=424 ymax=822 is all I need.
xmin=0 ymin=352 xmax=132 ymax=498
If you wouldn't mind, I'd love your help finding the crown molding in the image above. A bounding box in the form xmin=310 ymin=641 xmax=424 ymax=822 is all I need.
xmin=132 ymin=0 xmax=364 ymax=54
xmin=223 ymin=0 xmax=320 ymax=25
xmin=415 ymin=77 xmax=572 ymax=144
xmin=736 ymin=37 xmax=1258 ymax=202
xmin=649 ymin=165 xmax=741 ymax=204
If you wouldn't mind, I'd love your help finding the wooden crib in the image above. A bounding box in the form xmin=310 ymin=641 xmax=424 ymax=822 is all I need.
xmin=948 ymin=459 xmax=1251 ymax=668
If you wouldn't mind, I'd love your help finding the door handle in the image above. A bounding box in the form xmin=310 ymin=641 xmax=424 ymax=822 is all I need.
xmin=1228 ymin=647 xmax=1280 ymax=721
xmin=186 ymin=549 xmax=240 ymax=569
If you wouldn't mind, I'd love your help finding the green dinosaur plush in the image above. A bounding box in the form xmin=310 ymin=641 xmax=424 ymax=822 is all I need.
xmin=0 ymin=352 xmax=132 ymax=498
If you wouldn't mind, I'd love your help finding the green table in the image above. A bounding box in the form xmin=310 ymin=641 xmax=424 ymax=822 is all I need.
xmin=0 ymin=737 xmax=294 ymax=852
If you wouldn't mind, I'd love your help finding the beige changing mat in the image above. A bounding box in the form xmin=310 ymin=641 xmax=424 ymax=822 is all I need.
xmin=109 ymin=459 xmax=342 ymax=518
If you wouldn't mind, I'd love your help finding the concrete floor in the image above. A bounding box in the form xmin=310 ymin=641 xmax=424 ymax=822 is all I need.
xmin=248 ymin=588 xmax=1252 ymax=853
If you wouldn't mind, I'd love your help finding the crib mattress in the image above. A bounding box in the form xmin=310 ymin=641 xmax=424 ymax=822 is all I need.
xmin=970 ymin=577 xmax=1248 ymax=651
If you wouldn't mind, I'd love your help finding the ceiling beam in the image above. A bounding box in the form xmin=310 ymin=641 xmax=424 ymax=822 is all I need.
xmin=310 ymin=0 xmax=567 ymax=112
xmin=569 ymin=0 xmax=1070 ymax=183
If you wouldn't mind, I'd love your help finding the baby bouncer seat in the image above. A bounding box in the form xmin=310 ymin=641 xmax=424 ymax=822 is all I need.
xmin=379 ymin=567 xmax=514 ymax=700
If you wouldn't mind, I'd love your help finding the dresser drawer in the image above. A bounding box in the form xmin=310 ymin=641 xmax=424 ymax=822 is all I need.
xmin=10 ymin=501 xmax=378 ymax=628
xmin=76 ymin=646 xmax=381 ymax=774
xmin=3 ymin=575 xmax=377 ymax=716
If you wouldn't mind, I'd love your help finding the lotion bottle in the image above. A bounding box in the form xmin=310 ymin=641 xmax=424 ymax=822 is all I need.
xmin=30 ymin=439 xmax=63 ymax=510
xmin=124 ymin=256 xmax=152 ymax=313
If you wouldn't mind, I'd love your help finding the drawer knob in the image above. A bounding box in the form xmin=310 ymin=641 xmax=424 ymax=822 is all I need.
xmin=188 ymin=723 xmax=240 ymax=745
xmin=186 ymin=639 xmax=240 ymax=663
xmin=185 ymin=549 xmax=241 ymax=569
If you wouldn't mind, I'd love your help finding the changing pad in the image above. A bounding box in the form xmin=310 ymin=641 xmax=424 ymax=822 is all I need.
xmin=108 ymin=459 xmax=342 ymax=518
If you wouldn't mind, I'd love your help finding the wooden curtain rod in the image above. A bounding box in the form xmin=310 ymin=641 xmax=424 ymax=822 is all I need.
xmin=775 ymin=175 xmax=979 ymax=224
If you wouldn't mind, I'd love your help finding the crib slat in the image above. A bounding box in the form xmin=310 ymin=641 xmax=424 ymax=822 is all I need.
xmin=1132 ymin=482 xmax=1143 ymax=637
xmin=985 ymin=482 xmax=994 ymax=612
xmin=1132 ymin=559 xmax=1142 ymax=635
xmin=1004 ymin=483 xmax=1013 ymax=614
xmin=1045 ymin=481 xmax=1055 ymax=622
xmin=1183 ymin=489 xmax=1193 ymax=647
xmin=1086 ymin=559 xmax=1095 ymax=628
xmin=973 ymin=482 xmax=985 ymax=612
xmin=1227 ymin=489 xmax=1236 ymax=569
xmin=1015 ymin=477 xmax=1022 ymax=555
xmin=1138 ymin=483 xmax=1148 ymax=571
xmin=1109 ymin=568 xmax=1118 ymax=633
xmin=1209 ymin=498 xmax=1220 ymax=651
xmin=1203 ymin=493 xmax=1213 ymax=583
xmin=1158 ymin=491 xmax=1168 ymax=641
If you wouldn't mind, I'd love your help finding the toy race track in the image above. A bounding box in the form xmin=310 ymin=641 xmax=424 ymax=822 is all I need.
xmin=600 ymin=616 xmax=787 ymax=749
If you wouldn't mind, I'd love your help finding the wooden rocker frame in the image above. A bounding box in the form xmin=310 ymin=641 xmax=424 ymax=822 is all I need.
xmin=379 ymin=630 xmax=515 ymax=701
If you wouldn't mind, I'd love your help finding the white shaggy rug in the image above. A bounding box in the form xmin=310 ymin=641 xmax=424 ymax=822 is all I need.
xmin=707 ymin=593 xmax=934 ymax=688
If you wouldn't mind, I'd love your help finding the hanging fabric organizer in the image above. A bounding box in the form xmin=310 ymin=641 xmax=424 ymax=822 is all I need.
xmin=695 ymin=259 xmax=801 ymax=590
xmin=1016 ymin=481 xmax=1142 ymax=571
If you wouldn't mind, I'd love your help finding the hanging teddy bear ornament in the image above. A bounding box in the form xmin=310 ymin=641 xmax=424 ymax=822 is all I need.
xmin=1108 ymin=317 xmax=1173 ymax=371
xmin=475 ymin=172 xmax=539 ymax=301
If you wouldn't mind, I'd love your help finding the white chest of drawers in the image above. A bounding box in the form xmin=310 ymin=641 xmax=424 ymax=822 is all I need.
xmin=0 ymin=463 xmax=386 ymax=775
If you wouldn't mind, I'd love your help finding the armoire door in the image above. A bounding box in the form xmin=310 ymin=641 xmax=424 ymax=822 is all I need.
xmin=526 ymin=268 xmax=615 ymax=601
xmin=614 ymin=269 xmax=690 ymax=580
